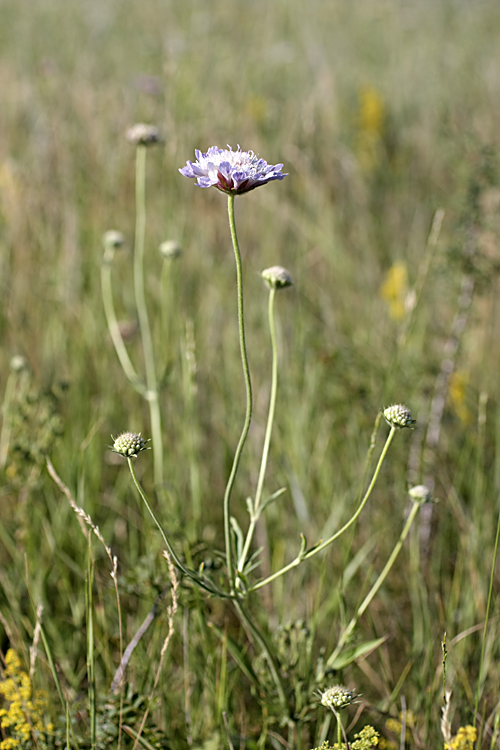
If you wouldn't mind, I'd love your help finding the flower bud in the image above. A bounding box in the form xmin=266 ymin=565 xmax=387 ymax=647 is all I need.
xmin=408 ymin=484 xmax=432 ymax=504
xmin=102 ymin=230 xmax=125 ymax=250
xmin=383 ymin=404 xmax=416 ymax=429
xmin=110 ymin=432 xmax=150 ymax=458
xmin=159 ymin=240 xmax=182 ymax=260
xmin=10 ymin=355 xmax=29 ymax=373
xmin=261 ymin=266 xmax=293 ymax=290
xmin=126 ymin=124 xmax=161 ymax=146
xmin=320 ymin=685 xmax=358 ymax=711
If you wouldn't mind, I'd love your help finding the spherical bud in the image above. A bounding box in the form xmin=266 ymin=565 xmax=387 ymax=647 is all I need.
xmin=320 ymin=685 xmax=357 ymax=711
xmin=126 ymin=124 xmax=161 ymax=146
xmin=102 ymin=230 xmax=125 ymax=250
xmin=261 ymin=266 xmax=293 ymax=290
xmin=110 ymin=432 xmax=150 ymax=458
xmin=408 ymin=484 xmax=432 ymax=504
xmin=383 ymin=404 xmax=416 ymax=429
xmin=10 ymin=355 xmax=29 ymax=373
xmin=159 ymin=240 xmax=182 ymax=260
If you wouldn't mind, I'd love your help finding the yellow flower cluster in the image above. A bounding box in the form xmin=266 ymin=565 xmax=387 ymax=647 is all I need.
xmin=311 ymin=725 xmax=379 ymax=750
xmin=380 ymin=262 xmax=409 ymax=321
xmin=356 ymin=85 xmax=385 ymax=172
xmin=0 ymin=650 xmax=53 ymax=749
xmin=448 ymin=371 xmax=471 ymax=425
xmin=444 ymin=725 xmax=477 ymax=750
xmin=378 ymin=711 xmax=416 ymax=748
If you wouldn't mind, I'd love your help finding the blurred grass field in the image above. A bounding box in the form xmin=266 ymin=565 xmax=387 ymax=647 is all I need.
xmin=1 ymin=0 xmax=500 ymax=747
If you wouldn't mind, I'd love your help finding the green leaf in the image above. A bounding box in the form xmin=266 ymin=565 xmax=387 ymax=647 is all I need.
xmin=208 ymin=622 xmax=259 ymax=687
xmin=327 ymin=636 xmax=387 ymax=670
xmin=260 ymin=486 xmax=287 ymax=512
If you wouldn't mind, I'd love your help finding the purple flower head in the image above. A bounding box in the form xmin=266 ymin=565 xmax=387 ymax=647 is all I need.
xmin=179 ymin=145 xmax=287 ymax=195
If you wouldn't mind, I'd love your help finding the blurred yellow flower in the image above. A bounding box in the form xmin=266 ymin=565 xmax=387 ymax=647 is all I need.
xmin=244 ymin=94 xmax=268 ymax=126
xmin=359 ymin=85 xmax=384 ymax=135
xmin=380 ymin=261 xmax=408 ymax=321
xmin=448 ymin=371 xmax=471 ymax=424
xmin=356 ymin=85 xmax=385 ymax=171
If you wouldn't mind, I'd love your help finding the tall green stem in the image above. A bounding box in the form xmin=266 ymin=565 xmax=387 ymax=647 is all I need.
xmin=223 ymin=194 xmax=253 ymax=592
xmin=233 ymin=599 xmax=288 ymax=712
xmin=248 ymin=425 xmax=398 ymax=593
xmin=327 ymin=497 xmax=421 ymax=667
xmin=101 ymin=248 xmax=146 ymax=397
xmin=133 ymin=145 xmax=163 ymax=494
xmin=238 ymin=287 xmax=278 ymax=573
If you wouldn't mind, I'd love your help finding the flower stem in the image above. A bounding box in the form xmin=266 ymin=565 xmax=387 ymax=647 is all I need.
xmin=133 ymin=144 xmax=164 ymax=495
xmin=327 ymin=496 xmax=422 ymax=667
xmin=335 ymin=712 xmax=342 ymax=749
xmin=233 ymin=599 xmax=288 ymax=712
xmin=247 ymin=425 xmax=397 ymax=593
xmin=126 ymin=458 xmax=230 ymax=598
xmin=223 ymin=194 xmax=253 ymax=592
xmin=101 ymin=248 xmax=146 ymax=397
xmin=238 ymin=287 xmax=278 ymax=574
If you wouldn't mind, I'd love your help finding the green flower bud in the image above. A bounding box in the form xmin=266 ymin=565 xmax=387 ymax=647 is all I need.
xmin=102 ymin=230 xmax=125 ymax=250
xmin=320 ymin=685 xmax=358 ymax=711
xmin=126 ymin=124 xmax=161 ymax=146
xmin=10 ymin=355 xmax=29 ymax=373
xmin=383 ymin=404 xmax=416 ymax=429
xmin=408 ymin=484 xmax=432 ymax=504
xmin=261 ymin=265 xmax=293 ymax=290
xmin=159 ymin=240 xmax=182 ymax=260
xmin=110 ymin=432 xmax=150 ymax=458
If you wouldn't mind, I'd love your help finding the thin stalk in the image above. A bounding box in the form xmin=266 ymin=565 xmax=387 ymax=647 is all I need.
xmin=327 ymin=498 xmax=421 ymax=666
xmin=474 ymin=499 xmax=500 ymax=724
xmin=233 ymin=599 xmax=288 ymax=712
xmin=223 ymin=194 xmax=253 ymax=592
xmin=101 ymin=249 xmax=146 ymax=396
xmin=248 ymin=425 xmax=398 ymax=593
xmin=238 ymin=287 xmax=278 ymax=573
xmin=133 ymin=144 xmax=163 ymax=492
xmin=126 ymin=458 xmax=230 ymax=598
xmin=27 ymin=580 xmax=80 ymax=748
xmin=335 ymin=712 xmax=342 ymax=749
xmin=86 ymin=541 xmax=96 ymax=750
xmin=0 ymin=369 xmax=19 ymax=470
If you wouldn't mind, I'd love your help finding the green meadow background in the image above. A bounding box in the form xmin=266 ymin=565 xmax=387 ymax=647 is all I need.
xmin=1 ymin=0 xmax=500 ymax=747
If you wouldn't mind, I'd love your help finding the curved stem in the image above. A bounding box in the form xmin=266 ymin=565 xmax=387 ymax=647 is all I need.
xmin=238 ymin=287 xmax=278 ymax=573
xmin=101 ymin=249 xmax=146 ymax=396
xmin=133 ymin=145 xmax=164 ymax=493
xmin=126 ymin=458 xmax=230 ymax=598
xmin=248 ymin=425 xmax=397 ymax=593
xmin=223 ymin=194 xmax=253 ymax=592
xmin=327 ymin=498 xmax=421 ymax=667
